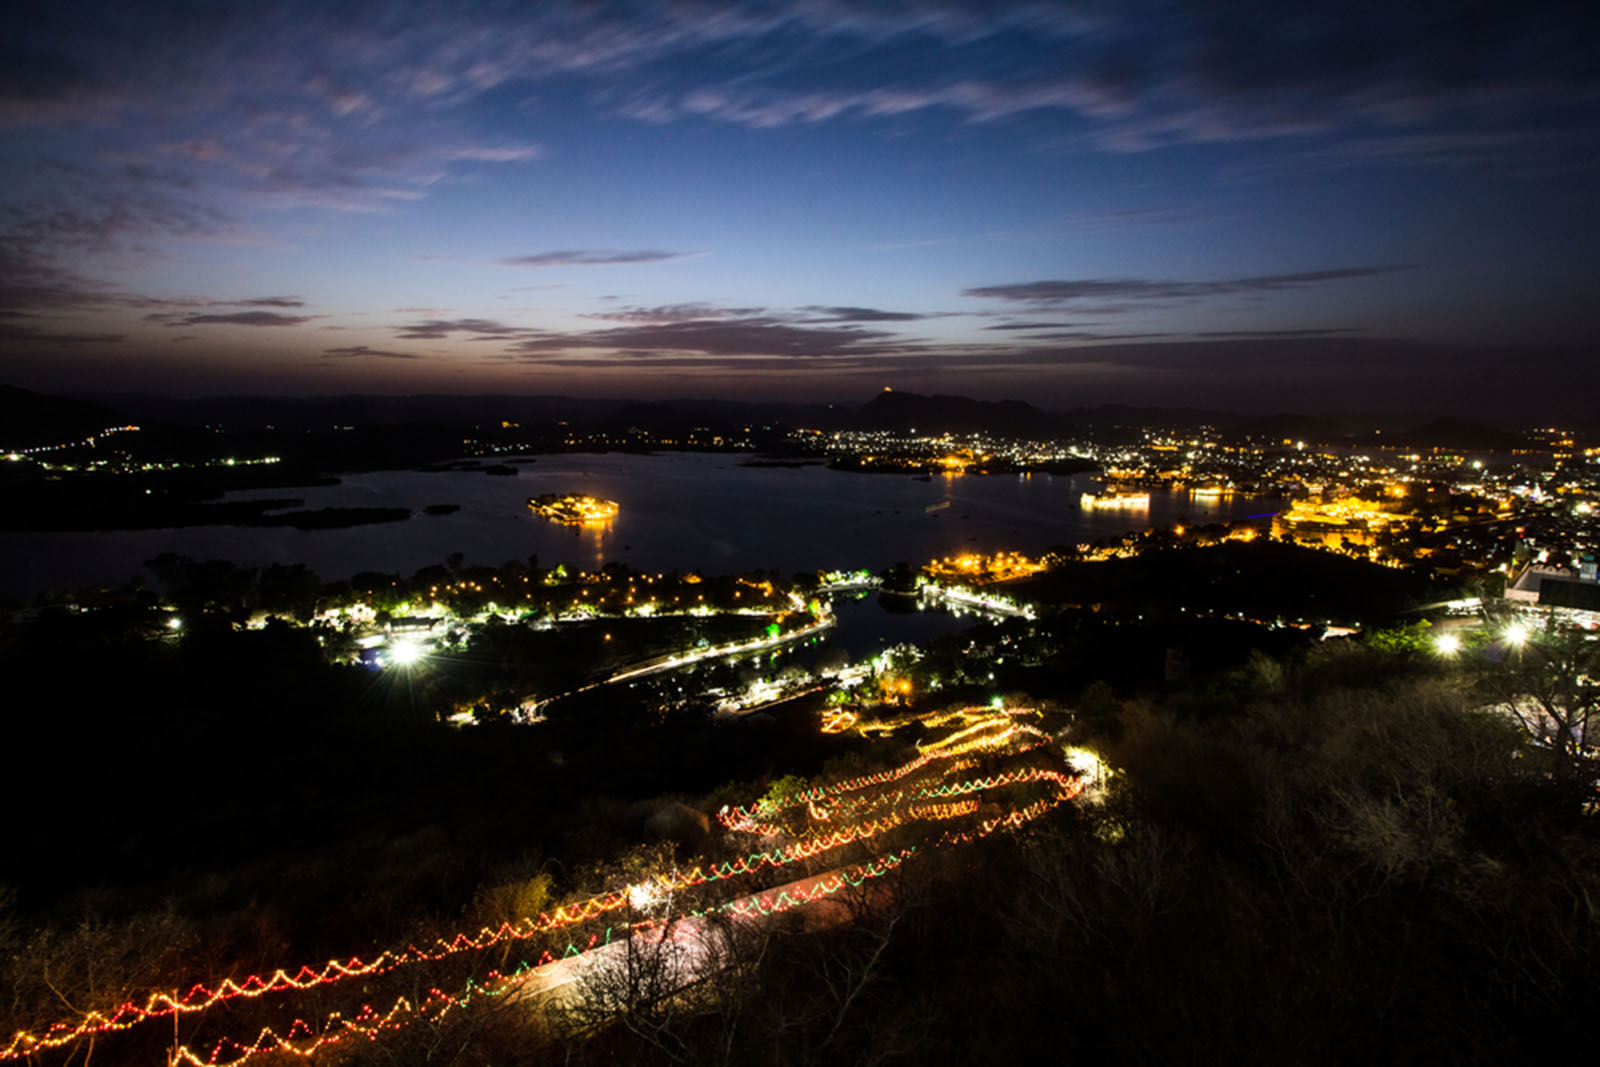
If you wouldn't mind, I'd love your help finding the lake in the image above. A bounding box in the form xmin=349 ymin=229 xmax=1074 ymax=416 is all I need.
xmin=1 ymin=452 xmax=1283 ymax=595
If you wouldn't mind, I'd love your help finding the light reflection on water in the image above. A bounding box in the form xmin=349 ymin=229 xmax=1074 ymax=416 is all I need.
xmin=0 ymin=453 xmax=1283 ymax=595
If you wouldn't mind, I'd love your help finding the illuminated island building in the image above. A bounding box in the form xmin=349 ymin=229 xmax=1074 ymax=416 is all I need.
xmin=1080 ymin=490 xmax=1152 ymax=510
xmin=527 ymin=493 xmax=619 ymax=525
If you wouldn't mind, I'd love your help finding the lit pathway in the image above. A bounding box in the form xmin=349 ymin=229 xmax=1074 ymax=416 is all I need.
xmin=524 ymin=612 xmax=835 ymax=711
xmin=516 ymin=858 xmax=890 ymax=1020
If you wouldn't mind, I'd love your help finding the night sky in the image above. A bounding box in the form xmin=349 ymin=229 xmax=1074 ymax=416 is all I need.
xmin=3 ymin=1 xmax=1596 ymax=417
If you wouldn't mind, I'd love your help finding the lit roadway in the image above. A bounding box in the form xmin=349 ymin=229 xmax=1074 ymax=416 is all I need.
xmin=524 ymin=611 xmax=836 ymax=711
xmin=923 ymin=584 xmax=1036 ymax=619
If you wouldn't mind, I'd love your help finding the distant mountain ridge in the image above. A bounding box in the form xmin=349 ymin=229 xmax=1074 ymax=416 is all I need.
xmin=1226 ymin=413 xmax=1357 ymax=445
xmin=1377 ymin=418 xmax=1524 ymax=451
xmin=847 ymin=390 xmax=1066 ymax=436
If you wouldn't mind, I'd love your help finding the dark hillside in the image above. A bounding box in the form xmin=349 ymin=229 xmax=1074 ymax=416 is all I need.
xmin=0 ymin=385 xmax=128 ymax=448
xmin=849 ymin=390 xmax=1066 ymax=437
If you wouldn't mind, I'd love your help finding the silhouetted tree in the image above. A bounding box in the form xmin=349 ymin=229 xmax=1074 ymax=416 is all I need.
xmin=257 ymin=562 xmax=320 ymax=621
xmin=1476 ymin=607 xmax=1599 ymax=771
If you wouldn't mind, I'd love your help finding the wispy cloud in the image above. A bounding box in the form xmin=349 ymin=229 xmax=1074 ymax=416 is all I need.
xmin=1021 ymin=331 xmax=1175 ymax=342
xmin=624 ymin=78 xmax=1138 ymax=131
xmin=0 ymin=321 xmax=125 ymax=346
xmin=511 ymin=316 xmax=913 ymax=358
xmin=233 ymin=296 xmax=305 ymax=308
xmin=1193 ymin=327 xmax=1363 ymax=338
xmin=499 ymin=250 xmax=697 ymax=267
xmin=581 ymin=303 xmax=761 ymax=324
xmin=963 ymin=267 xmax=1413 ymax=304
xmin=798 ymin=305 xmax=934 ymax=322
xmin=8 ymin=3 xmax=1594 ymax=167
xmin=394 ymin=318 xmax=523 ymax=339
xmin=509 ymin=353 xmax=893 ymax=372
xmin=161 ymin=311 xmax=315 ymax=327
xmin=603 ymin=3 xmax=1595 ymax=165
xmin=0 ymin=248 xmax=127 ymax=313
xmin=444 ymin=145 xmax=543 ymax=163
xmin=323 ymin=345 xmax=422 ymax=359
xmin=128 ymin=295 xmax=307 ymax=311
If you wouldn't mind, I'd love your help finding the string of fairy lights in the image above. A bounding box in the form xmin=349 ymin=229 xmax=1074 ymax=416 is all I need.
xmin=171 ymin=853 xmax=916 ymax=1067
xmin=726 ymin=763 xmax=1070 ymax=841
xmin=0 ymin=833 xmax=896 ymax=1060
xmin=716 ymin=709 xmax=1050 ymax=834
xmin=6 ymin=706 xmax=1088 ymax=1065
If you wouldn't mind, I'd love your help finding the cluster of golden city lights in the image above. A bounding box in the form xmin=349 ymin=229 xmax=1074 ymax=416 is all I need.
xmin=526 ymin=494 xmax=620 ymax=526
xmin=923 ymin=550 xmax=1049 ymax=585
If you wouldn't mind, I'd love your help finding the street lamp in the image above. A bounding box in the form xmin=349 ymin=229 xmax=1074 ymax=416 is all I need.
xmin=1433 ymin=632 xmax=1461 ymax=655
xmin=1503 ymin=622 xmax=1529 ymax=647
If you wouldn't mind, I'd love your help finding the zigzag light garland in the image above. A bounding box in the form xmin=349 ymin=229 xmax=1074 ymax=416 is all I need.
xmin=7 ymin=706 xmax=1086 ymax=1065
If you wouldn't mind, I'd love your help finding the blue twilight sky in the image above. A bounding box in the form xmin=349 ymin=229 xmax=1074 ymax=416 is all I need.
xmin=2 ymin=0 xmax=1597 ymax=417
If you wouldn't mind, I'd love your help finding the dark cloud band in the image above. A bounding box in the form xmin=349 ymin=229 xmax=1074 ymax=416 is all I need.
xmin=963 ymin=267 xmax=1413 ymax=304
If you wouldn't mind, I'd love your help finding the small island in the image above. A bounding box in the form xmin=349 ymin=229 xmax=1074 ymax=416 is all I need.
xmin=1080 ymin=490 xmax=1151 ymax=510
xmin=527 ymin=493 xmax=619 ymax=525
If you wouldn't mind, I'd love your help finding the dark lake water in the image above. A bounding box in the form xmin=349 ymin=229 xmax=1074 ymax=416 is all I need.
xmin=807 ymin=590 xmax=984 ymax=665
xmin=2 ymin=452 xmax=1283 ymax=596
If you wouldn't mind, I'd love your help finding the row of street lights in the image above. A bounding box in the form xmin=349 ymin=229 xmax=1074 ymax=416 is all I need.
xmin=1434 ymin=621 xmax=1529 ymax=656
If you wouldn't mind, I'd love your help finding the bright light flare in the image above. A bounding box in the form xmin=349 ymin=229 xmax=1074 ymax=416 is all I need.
xmin=628 ymin=882 xmax=661 ymax=912
xmin=1503 ymin=623 xmax=1529 ymax=647
xmin=1062 ymin=746 xmax=1109 ymax=779
xmin=1433 ymin=633 xmax=1461 ymax=655
xmin=388 ymin=639 xmax=425 ymax=666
